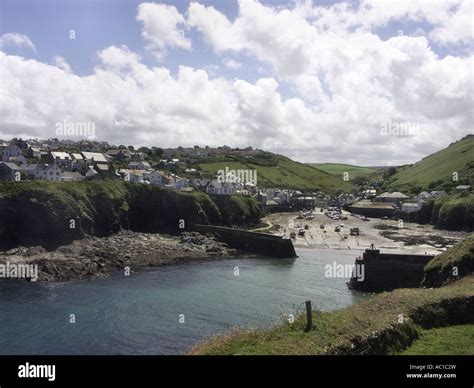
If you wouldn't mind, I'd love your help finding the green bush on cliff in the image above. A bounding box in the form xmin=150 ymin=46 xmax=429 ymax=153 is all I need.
xmin=422 ymin=233 xmax=474 ymax=287
xmin=412 ymin=193 xmax=474 ymax=231
xmin=0 ymin=180 xmax=263 ymax=249
xmin=211 ymin=195 xmax=263 ymax=227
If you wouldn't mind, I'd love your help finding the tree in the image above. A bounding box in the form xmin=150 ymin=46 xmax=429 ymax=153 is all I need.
xmin=138 ymin=147 xmax=151 ymax=156
xmin=153 ymin=147 xmax=163 ymax=158
xmin=353 ymin=176 xmax=368 ymax=186
xmin=384 ymin=167 xmax=397 ymax=178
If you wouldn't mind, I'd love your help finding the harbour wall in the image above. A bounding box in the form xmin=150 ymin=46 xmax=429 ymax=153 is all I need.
xmin=191 ymin=224 xmax=297 ymax=259
xmin=349 ymin=248 xmax=434 ymax=292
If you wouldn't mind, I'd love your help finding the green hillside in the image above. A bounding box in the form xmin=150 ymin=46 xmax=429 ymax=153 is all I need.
xmin=195 ymin=152 xmax=353 ymax=193
xmin=384 ymin=135 xmax=474 ymax=193
xmin=309 ymin=163 xmax=381 ymax=182
xmin=0 ymin=180 xmax=263 ymax=249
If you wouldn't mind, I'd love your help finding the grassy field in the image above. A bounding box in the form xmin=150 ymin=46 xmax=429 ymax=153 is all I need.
xmin=196 ymin=154 xmax=354 ymax=193
xmin=422 ymin=233 xmax=474 ymax=287
xmin=309 ymin=163 xmax=380 ymax=181
xmin=398 ymin=324 xmax=474 ymax=355
xmin=191 ymin=275 xmax=474 ymax=355
xmin=384 ymin=135 xmax=474 ymax=193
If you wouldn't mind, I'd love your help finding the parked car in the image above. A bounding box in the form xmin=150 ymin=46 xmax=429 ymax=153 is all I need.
xmin=350 ymin=227 xmax=359 ymax=236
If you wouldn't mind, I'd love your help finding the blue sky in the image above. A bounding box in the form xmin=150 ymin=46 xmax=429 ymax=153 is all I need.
xmin=0 ymin=0 xmax=472 ymax=164
xmin=1 ymin=0 xmax=243 ymax=76
xmin=1 ymin=0 xmax=455 ymax=77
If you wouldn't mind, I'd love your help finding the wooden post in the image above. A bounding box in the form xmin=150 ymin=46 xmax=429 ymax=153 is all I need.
xmin=304 ymin=300 xmax=313 ymax=332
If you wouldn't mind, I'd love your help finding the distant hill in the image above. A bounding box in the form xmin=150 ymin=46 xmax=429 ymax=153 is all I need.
xmin=384 ymin=135 xmax=474 ymax=193
xmin=193 ymin=152 xmax=353 ymax=193
xmin=308 ymin=163 xmax=382 ymax=182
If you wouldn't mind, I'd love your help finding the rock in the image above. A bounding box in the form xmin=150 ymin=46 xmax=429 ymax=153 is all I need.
xmin=0 ymin=230 xmax=230 ymax=282
xmin=5 ymin=248 xmax=20 ymax=255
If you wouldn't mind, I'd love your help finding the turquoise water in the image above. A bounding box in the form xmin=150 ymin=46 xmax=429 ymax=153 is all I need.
xmin=0 ymin=249 xmax=368 ymax=354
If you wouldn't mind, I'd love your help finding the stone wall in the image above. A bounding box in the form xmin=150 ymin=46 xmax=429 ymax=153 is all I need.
xmin=349 ymin=249 xmax=434 ymax=292
xmin=191 ymin=224 xmax=297 ymax=259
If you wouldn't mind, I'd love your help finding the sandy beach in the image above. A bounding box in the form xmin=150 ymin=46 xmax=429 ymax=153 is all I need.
xmin=264 ymin=210 xmax=466 ymax=255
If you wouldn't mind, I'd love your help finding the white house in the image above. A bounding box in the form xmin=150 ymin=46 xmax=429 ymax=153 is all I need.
xmin=129 ymin=172 xmax=147 ymax=184
xmin=277 ymin=190 xmax=292 ymax=205
xmin=375 ymin=192 xmax=410 ymax=204
xmin=149 ymin=171 xmax=171 ymax=186
xmin=85 ymin=166 xmax=99 ymax=178
xmin=169 ymin=177 xmax=188 ymax=190
xmin=128 ymin=161 xmax=152 ymax=170
xmin=71 ymin=153 xmax=85 ymax=171
xmin=401 ymin=202 xmax=420 ymax=213
xmin=34 ymin=164 xmax=63 ymax=181
xmin=27 ymin=146 xmax=42 ymax=159
xmin=206 ymin=180 xmax=236 ymax=195
xmin=0 ymin=162 xmax=23 ymax=181
xmin=81 ymin=152 xmax=109 ymax=164
xmin=2 ymin=143 xmax=24 ymax=162
xmin=49 ymin=152 xmax=73 ymax=169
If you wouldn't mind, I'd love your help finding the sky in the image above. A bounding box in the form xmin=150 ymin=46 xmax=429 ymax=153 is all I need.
xmin=0 ymin=0 xmax=473 ymax=165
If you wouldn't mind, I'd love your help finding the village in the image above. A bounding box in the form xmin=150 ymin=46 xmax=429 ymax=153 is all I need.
xmin=0 ymin=138 xmax=261 ymax=194
xmin=0 ymin=138 xmax=471 ymax=219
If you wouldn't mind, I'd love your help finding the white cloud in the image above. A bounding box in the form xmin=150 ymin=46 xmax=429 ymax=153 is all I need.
xmin=137 ymin=2 xmax=191 ymax=59
xmin=223 ymin=58 xmax=242 ymax=70
xmin=184 ymin=0 xmax=473 ymax=163
xmin=0 ymin=33 xmax=36 ymax=52
xmin=429 ymin=0 xmax=474 ymax=45
xmin=52 ymin=56 xmax=72 ymax=73
xmin=0 ymin=1 xmax=472 ymax=166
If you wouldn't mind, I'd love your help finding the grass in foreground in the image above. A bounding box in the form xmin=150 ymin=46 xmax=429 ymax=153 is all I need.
xmin=190 ymin=275 xmax=474 ymax=355
xmin=398 ymin=324 xmax=474 ymax=355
